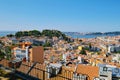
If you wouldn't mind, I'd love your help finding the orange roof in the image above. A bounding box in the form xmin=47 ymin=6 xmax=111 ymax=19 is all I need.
xmin=76 ymin=64 xmax=99 ymax=80
xmin=62 ymin=66 xmax=75 ymax=72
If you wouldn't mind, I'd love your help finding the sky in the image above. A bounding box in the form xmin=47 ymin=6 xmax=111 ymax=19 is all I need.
xmin=0 ymin=0 xmax=120 ymax=32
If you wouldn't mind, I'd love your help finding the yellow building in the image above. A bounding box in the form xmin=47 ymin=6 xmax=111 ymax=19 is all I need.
xmin=78 ymin=46 xmax=83 ymax=51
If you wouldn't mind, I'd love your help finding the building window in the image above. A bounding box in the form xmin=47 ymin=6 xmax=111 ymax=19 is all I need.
xmin=16 ymin=55 xmax=20 ymax=58
xmin=16 ymin=49 xmax=21 ymax=53
xmin=21 ymin=50 xmax=26 ymax=53
xmin=103 ymin=67 xmax=107 ymax=71
xmin=94 ymin=78 xmax=100 ymax=80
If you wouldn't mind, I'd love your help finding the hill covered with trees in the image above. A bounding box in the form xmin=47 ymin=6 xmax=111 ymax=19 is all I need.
xmin=14 ymin=29 xmax=68 ymax=40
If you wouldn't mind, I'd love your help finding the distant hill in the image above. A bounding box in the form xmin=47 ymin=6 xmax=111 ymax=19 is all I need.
xmin=63 ymin=31 xmax=120 ymax=35
xmin=63 ymin=31 xmax=120 ymax=38
xmin=85 ymin=31 xmax=120 ymax=35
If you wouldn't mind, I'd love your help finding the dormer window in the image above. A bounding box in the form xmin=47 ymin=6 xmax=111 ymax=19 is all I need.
xmin=103 ymin=67 xmax=107 ymax=71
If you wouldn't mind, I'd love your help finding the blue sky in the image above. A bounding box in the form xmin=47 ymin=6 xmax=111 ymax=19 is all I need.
xmin=0 ymin=0 xmax=120 ymax=32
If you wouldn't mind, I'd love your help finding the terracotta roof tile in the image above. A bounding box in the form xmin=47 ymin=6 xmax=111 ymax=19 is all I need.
xmin=76 ymin=64 xmax=99 ymax=80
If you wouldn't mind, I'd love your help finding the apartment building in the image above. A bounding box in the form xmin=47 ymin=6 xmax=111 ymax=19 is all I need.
xmin=98 ymin=64 xmax=120 ymax=80
xmin=75 ymin=64 xmax=112 ymax=80
xmin=12 ymin=41 xmax=44 ymax=63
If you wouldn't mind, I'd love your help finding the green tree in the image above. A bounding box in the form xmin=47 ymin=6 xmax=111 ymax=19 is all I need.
xmin=43 ymin=41 xmax=52 ymax=47
xmin=7 ymin=34 xmax=14 ymax=37
xmin=0 ymin=49 xmax=5 ymax=60
xmin=15 ymin=30 xmax=41 ymax=37
xmin=42 ymin=29 xmax=67 ymax=39
xmin=15 ymin=31 xmax=23 ymax=38
xmin=29 ymin=30 xmax=41 ymax=37
xmin=0 ymin=40 xmax=4 ymax=46
xmin=42 ymin=29 xmax=52 ymax=38
xmin=4 ymin=46 xmax=11 ymax=60
xmin=23 ymin=31 xmax=29 ymax=36
xmin=79 ymin=48 xmax=87 ymax=55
